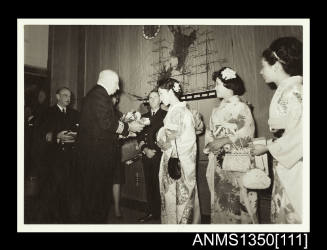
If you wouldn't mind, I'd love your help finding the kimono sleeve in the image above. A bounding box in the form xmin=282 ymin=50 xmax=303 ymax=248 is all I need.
xmin=204 ymin=110 xmax=215 ymax=147
xmin=164 ymin=106 xmax=185 ymax=138
xmin=228 ymin=103 xmax=255 ymax=144
xmin=190 ymin=109 xmax=204 ymax=135
xmin=268 ymin=88 xmax=303 ymax=168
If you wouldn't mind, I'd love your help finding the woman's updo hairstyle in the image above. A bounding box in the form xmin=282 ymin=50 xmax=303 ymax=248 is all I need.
xmin=157 ymin=77 xmax=183 ymax=98
xmin=212 ymin=67 xmax=245 ymax=96
xmin=262 ymin=36 xmax=302 ymax=76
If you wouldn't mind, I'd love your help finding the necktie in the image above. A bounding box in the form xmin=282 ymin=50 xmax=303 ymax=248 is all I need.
xmin=152 ymin=111 xmax=155 ymax=116
xmin=63 ymin=108 xmax=66 ymax=114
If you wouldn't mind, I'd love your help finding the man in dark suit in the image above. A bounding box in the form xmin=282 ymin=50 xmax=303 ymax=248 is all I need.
xmin=76 ymin=69 xmax=145 ymax=224
xmin=40 ymin=87 xmax=80 ymax=223
xmin=137 ymin=90 xmax=167 ymax=222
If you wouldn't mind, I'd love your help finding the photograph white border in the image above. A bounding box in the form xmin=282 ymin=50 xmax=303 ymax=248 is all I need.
xmin=17 ymin=18 xmax=310 ymax=232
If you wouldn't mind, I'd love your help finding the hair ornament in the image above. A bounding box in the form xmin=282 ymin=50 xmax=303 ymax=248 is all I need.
xmin=272 ymin=51 xmax=286 ymax=64
xmin=221 ymin=68 xmax=237 ymax=80
xmin=173 ymin=82 xmax=181 ymax=93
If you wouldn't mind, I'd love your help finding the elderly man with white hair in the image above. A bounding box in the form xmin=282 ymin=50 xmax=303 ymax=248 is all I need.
xmin=76 ymin=69 xmax=145 ymax=223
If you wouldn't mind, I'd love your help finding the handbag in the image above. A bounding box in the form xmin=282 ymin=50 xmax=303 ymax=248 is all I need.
xmin=222 ymin=151 xmax=251 ymax=172
xmin=168 ymin=140 xmax=181 ymax=180
xmin=242 ymin=168 xmax=271 ymax=189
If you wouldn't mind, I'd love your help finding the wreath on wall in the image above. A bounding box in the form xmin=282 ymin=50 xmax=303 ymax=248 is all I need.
xmin=143 ymin=25 xmax=160 ymax=40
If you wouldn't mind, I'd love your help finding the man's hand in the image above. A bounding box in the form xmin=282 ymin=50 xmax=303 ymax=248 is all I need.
xmin=138 ymin=141 xmax=145 ymax=150
xmin=144 ymin=148 xmax=156 ymax=159
xmin=165 ymin=129 xmax=178 ymax=140
xmin=28 ymin=115 xmax=34 ymax=122
xmin=128 ymin=120 xmax=145 ymax=133
xmin=57 ymin=130 xmax=75 ymax=143
xmin=45 ymin=132 xmax=53 ymax=142
xmin=157 ymin=139 xmax=172 ymax=151
xmin=205 ymin=137 xmax=229 ymax=153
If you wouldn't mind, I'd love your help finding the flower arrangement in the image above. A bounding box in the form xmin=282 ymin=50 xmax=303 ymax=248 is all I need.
xmin=221 ymin=68 xmax=237 ymax=80
xmin=119 ymin=111 xmax=150 ymax=138
xmin=121 ymin=110 xmax=142 ymax=123
xmin=143 ymin=25 xmax=160 ymax=40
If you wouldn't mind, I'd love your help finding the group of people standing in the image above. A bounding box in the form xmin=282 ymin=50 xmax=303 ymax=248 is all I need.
xmin=26 ymin=35 xmax=303 ymax=225
xmin=137 ymin=36 xmax=303 ymax=225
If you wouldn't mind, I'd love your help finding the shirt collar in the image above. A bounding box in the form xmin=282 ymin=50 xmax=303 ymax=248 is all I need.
xmin=151 ymin=107 xmax=159 ymax=114
xmin=57 ymin=104 xmax=66 ymax=112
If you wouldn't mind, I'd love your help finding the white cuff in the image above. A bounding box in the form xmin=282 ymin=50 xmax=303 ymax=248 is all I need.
xmin=116 ymin=121 xmax=125 ymax=134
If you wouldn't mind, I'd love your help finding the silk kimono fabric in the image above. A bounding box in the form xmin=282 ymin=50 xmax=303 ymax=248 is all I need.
xmin=267 ymin=76 xmax=303 ymax=224
xmin=157 ymin=102 xmax=200 ymax=224
xmin=204 ymin=95 xmax=257 ymax=224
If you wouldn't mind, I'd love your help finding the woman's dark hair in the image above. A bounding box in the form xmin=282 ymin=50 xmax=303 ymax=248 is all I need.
xmin=157 ymin=77 xmax=183 ymax=98
xmin=262 ymin=36 xmax=302 ymax=76
xmin=212 ymin=67 xmax=245 ymax=96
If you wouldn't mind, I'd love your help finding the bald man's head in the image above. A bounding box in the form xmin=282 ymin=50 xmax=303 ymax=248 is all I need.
xmin=97 ymin=70 xmax=119 ymax=96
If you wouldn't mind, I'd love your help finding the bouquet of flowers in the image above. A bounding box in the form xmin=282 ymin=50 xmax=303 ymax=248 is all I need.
xmin=121 ymin=111 xmax=141 ymax=123
xmin=221 ymin=136 xmax=253 ymax=172
xmin=119 ymin=111 xmax=150 ymax=138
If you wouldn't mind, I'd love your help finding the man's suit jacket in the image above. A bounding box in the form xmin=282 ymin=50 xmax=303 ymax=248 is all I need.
xmin=77 ymin=85 xmax=128 ymax=167
xmin=138 ymin=108 xmax=167 ymax=153
xmin=39 ymin=104 xmax=80 ymax=182
xmin=42 ymin=105 xmax=80 ymax=147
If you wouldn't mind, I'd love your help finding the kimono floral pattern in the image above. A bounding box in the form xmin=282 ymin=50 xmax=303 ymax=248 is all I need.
xmin=268 ymin=76 xmax=303 ymax=224
xmin=205 ymin=95 xmax=257 ymax=224
xmin=270 ymin=162 xmax=301 ymax=224
xmin=158 ymin=102 xmax=199 ymax=224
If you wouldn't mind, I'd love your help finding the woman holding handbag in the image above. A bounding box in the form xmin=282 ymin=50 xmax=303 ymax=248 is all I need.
xmin=252 ymin=37 xmax=303 ymax=224
xmin=204 ymin=67 xmax=257 ymax=224
xmin=156 ymin=78 xmax=201 ymax=224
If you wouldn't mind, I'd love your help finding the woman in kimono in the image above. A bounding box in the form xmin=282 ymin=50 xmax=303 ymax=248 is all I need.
xmin=252 ymin=37 xmax=303 ymax=224
xmin=204 ymin=67 xmax=257 ymax=224
xmin=156 ymin=78 xmax=201 ymax=224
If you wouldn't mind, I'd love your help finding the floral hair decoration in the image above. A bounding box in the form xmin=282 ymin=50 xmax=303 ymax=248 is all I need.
xmin=173 ymin=82 xmax=181 ymax=93
xmin=221 ymin=68 xmax=237 ymax=80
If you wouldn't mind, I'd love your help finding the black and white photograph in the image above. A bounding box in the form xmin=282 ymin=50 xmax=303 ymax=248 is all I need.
xmin=17 ymin=19 xmax=310 ymax=233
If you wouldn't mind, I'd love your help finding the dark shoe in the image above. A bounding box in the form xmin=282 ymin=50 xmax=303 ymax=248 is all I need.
xmin=137 ymin=213 xmax=154 ymax=223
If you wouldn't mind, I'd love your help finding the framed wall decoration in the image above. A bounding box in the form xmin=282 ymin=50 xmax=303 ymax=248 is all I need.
xmin=142 ymin=25 xmax=160 ymax=40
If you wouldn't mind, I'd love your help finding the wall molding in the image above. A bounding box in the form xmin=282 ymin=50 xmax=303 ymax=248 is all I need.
xmin=24 ymin=65 xmax=48 ymax=78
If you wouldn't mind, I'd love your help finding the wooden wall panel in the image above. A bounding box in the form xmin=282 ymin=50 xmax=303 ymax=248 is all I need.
xmin=84 ymin=26 xmax=102 ymax=95
xmin=118 ymin=26 xmax=145 ymax=114
xmin=253 ymin=26 xmax=279 ymax=138
xmin=49 ymin=26 xmax=79 ymax=108
xmin=230 ymin=26 xmax=259 ymax=136
xmin=101 ymin=26 xmax=120 ymax=73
